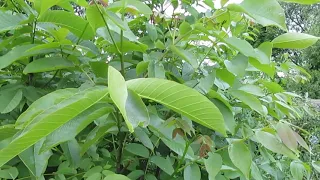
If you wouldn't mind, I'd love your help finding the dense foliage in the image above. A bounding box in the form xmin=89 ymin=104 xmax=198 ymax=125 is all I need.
xmin=0 ymin=0 xmax=320 ymax=180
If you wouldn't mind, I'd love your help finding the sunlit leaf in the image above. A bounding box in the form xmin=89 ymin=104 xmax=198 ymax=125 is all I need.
xmin=126 ymin=78 xmax=226 ymax=136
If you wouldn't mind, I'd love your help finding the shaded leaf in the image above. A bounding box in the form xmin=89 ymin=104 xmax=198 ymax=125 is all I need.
xmin=0 ymin=125 xmax=19 ymax=141
xmin=184 ymin=163 xmax=201 ymax=180
xmin=19 ymin=139 xmax=52 ymax=177
xmin=204 ymin=153 xmax=222 ymax=178
xmin=228 ymin=141 xmax=252 ymax=179
xmin=150 ymin=156 xmax=174 ymax=175
xmin=255 ymin=131 xmax=298 ymax=159
xmin=276 ymin=122 xmax=298 ymax=153
xmin=0 ymin=90 xmax=23 ymax=114
xmin=23 ymin=57 xmax=74 ymax=74
xmin=125 ymin=143 xmax=149 ymax=158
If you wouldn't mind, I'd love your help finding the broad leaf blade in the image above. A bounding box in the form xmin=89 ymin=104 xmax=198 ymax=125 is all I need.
xmin=0 ymin=87 xmax=108 ymax=167
xmin=23 ymin=57 xmax=74 ymax=74
xmin=228 ymin=141 xmax=252 ymax=179
xmin=272 ymin=33 xmax=319 ymax=49
xmin=256 ymin=131 xmax=298 ymax=159
xmin=126 ymin=78 xmax=226 ymax=136
xmin=19 ymin=139 xmax=52 ymax=177
xmin=108 ymin=66 xmax=149 ymax=132
xmin=0 ymin=125 xmax=19 ymax=141
xmin=228 ymin=0 xmax=287 ymax=30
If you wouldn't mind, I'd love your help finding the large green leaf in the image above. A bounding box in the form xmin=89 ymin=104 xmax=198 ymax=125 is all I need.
xmin=107 ymin=0 xmax=153 ymax=17
xmin=0 ymin=44 xmax=57 ymax=70
xmin=81 ymin=122 xmax=116 ymax=155
xmin=126 ymin=78 xmax=226 ymax=136
xmin=280 ymin=0 xmax=320 ymax=4
xmin=23 ymin=57 xmax=74 ymax=74
xmin=312 ymin=161 xmax=320 ymax=173
xmin=0 ymin=87 xmax=108 ymax=167
xmin=104 ymin=174 xmax=131 ymax=180
xmin=224 ymin=54 xmax=248 ymax=77
xmin=0 ymin=11 xmax=27 ymax=33
xmin=170 ymin=45 xmax=198 ymax=68
xmin=15 ymin=89 xmax=78 ymax=129
xmin=272 ymin=33 xmax=319 ymax=49
xmin=184 ymin=164 xmax=201 ymax=180
xmin=108 ymin=66 xmax=149 ymax=132
xmin=125 ymin=143 xmax=149 ymax=158
xmin=256 ymin=131 xmax=298 ymax=159
xmin=41 ymin=103 xmax=113 ymax=152
xmin=38 ymin=10 xmax=94 ymax=40
xmin=224 ymin=37 xmax=255 ymax=57
xmin=230 ymin=90 xmax=264 ymax=115
xmin=204 ymin=153 xmax=222 ymax=179
xmin=228 ymin=141 xmax=252 ymax=179
xmin=228 ymin=0 xmax=287 ymax=30
xmin=150 ymin=156 xmax=174 ymax=175
xmin=19 ymin=139 xmax=52 ymax=177
xmin=0 ymin=125 xmax=19 ymax=141
xmin=290 ymin=161 xmax=305 ymax=180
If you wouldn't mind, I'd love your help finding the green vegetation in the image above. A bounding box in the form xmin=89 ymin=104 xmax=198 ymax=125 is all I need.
xmin=0 ymin=0 xmax=319 ymax=179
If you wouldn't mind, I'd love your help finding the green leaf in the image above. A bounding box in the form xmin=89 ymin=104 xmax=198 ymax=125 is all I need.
xmin=312 ymin=161 xmax=320 ymax=173
xmin=238 ymin=85 xmax=265 ymax=97
xmin=0 ymin=11 xmax=27 ymax=33
xmin=290 ymin=161 xmax=305 ymax=180
xmin=170 ymin=45 xmax=198 ymax=68
xmin=61 ymin=139 xmax=81 ymax=168
xmin=293 ymin=132 xmax=310 ymax=152
xmin=0 ymin=125 xmax=19 ymax=141
xmin=230 ymin=90 xmax=264 ymax=115
xmin=254 ymin=42 xmax=273 ymax=64
xmin=251 ymin=162 xmax=263 ymax=180
xmin=0 ymin=87 xmax=108 ymax=167
xmin=81 ymin=122 xmax=115 ymax=155
xmin=224 ymin=37 xmax=255 ymax=57
xmin=134 ymin=127 xmax=153 ymax=150
xmin=38 ymin=10 xmax=94 ymax=40
xmin=179 ymin=21 xmax=192 ymax=35
xmin=148 ymin=60 xmax=165 ymax=79
xmin=280 ymin=0 xmax=320 ymax=4
xmin=108 ymin=66 xmax=150 ymax=132
xmin=272 ymin=33 xmax=319 ymax=49
xmin=104 ymin=174 xmax=131 ymax=180
xmin=146 ymin=23 xmax=158 ymax=42
xmin=38 ymin=0 xmax=69 ymax=17
xmin=212 ymin=99 xmax=236 ymax=135
xmin=261 ymin=81 xmax=284 ymax=93
xmin=136 ymin=61 xmax=149 ymax=76
xmin=107 ymin=0 xmax=152 ymax=17
xmin=249 ymin=58 xmax=275 ymax=77
xmin=184 ymin=163 xmax=201 ymax=180
xmin=89 ymin=61 xmax=109 ymax=79
xmin=84 ymin=166 xmax=103 ymax=177
xmin=15 ymin=89 xmax=78 ymax=129
xmin=126 ymin=78 xmax=226 ymax=136
xmin=224 ymin=54 xmax=248 ymax=77
xmin=88 ymin=173 xmax=102 ymax=180
xmin=0 ymin=167 xmax=18 ymax=179
xmin=19 ymin=139 xmax=52 ymax=177
xmin=204 ymin=153 xmax=222 ymax=178
xmin=125 ymin=143 xmax=149 ymax=158
xmin=228 ymin=0 xmax=287 ymax=30
xmin=0 ymin=44 xmax=57 ymax=70
xmin=150 ymin=156 xmax=174 ymax=175
xmin=127 ymin=170 xmax=144 ymax=180
xmin=41 ymin=104 xmax=113 ymax=152
xmin=276 ymin=122 xmax=298 ymax=153
xmin=23 ymin=57 xmax=74 ymax=74
xmin=255 ymin=131 xmax=298 ymax=159
xmin=228 ymin=141 xmax=252 ymax=179
xmin=0 ymin=90 xmax=23 ymax=114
